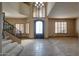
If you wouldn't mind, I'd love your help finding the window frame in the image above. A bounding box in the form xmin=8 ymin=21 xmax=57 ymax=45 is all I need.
xmin=15 ymin=24 xmax=24 ymax=34
xmin=55 ymin=21 xmax=67 ymax=34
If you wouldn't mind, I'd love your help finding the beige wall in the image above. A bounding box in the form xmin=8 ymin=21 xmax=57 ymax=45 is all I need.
xmin=6 ymin=18 xmax=28 ymax=25
xmin=6 ymin=17 xmax=78 ymax=38
xmin=48 ymin=2 xmax=79 ymax=38
xmin=5 ymin=2 xmax=79 ymax=39
xmin=48 ymin=18 xmax=77 ymax=37
xmin=6 ymin=18 xmax=30 ymax=37
xmin=6 ymin=17 xmax=49 ymax=38
xmin=76 ymin=18 xmax=79 ymax=37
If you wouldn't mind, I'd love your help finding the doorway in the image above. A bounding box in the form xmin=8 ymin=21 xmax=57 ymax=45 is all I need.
xmin=34 ymin=20 xmax=44 ymax=39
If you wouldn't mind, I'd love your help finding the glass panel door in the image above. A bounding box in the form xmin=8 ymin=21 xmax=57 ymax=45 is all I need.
xmin=34 ymin=20 xmax=44 ymax=39
xmin=36 ymin=21 xmax=43 ymax=34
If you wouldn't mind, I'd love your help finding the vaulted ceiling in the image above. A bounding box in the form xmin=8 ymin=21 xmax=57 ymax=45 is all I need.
xmin=47 ymin=2 xmax=56 ymax=16
xmin=48 ymin=2 xmax=79 ymax=18
xmin=2 ymin=2 xmax=56 ymax=18
xmin=2 ymin=2 xmax=30 ymax=18
xmin=2 ymin=2 xmax=79 ymax=18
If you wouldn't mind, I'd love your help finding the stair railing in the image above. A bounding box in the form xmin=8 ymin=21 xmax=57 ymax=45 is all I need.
xmin=3 ymin=20 xmax=22 ymax=38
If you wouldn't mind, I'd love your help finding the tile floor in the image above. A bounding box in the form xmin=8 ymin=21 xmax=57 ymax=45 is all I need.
xmin=19 ymin=38 xmax=79 ymax=56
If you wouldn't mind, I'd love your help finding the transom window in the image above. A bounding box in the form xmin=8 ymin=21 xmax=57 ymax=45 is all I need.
xmin=55 ymin=22 xmax=67 ymax=33
xmin=33 ymin=2 xmax=45 ymax=17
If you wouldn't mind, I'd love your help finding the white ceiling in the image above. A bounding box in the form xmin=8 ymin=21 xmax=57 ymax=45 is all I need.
xmin=49 ymin=2 xmax=79 ymax=18
xmin=2 ymin=2 xmax=27 ymax=18
xmin=47 ymin=2 xmax=55 ymax=16
xmin=2 ymin=2 xmax=56 ymax=18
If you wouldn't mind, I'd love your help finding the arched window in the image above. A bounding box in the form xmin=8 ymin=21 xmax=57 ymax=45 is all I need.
xmin=33 ymin=2 xmax=45 ymax=18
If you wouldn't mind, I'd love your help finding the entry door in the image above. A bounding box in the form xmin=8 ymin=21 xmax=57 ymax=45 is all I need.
xmin=34 ymin=20 xmax=44 ymax=39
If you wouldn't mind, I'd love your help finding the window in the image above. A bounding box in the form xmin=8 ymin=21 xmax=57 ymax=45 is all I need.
xmin=33 ymin=2 xmax=45 ymax=17
xmin=55 ymin=22 xmax=67 ymax=33
xmin=26 ymin=23 xmax=29 ymax=34
xmin=15 ymin=24 xmax=24 ymax=34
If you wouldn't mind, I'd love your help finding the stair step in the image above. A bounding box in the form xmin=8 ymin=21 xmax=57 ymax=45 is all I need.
xmin=2 ymin=40 xmax=12 ymax=47
xmin=6 ymin=45 xmax=23 ymax=56
xmin=2 ymin=42 xmax=18 ymax=53
xmin=5 ymin=36 xmax=9 ymax=39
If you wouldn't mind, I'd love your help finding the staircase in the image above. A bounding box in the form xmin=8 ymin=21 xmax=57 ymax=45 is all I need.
xmin=2 ymin=20 xmax=24 ymax=56
xmin=2 ymin=36 xmax=23 ymax=56
xmin=3 ymin=20 xmax=22 ymax=43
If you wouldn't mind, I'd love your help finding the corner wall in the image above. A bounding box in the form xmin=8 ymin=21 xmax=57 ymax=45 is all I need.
xmin=76 ymin=18 xmax=79 ymax=37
